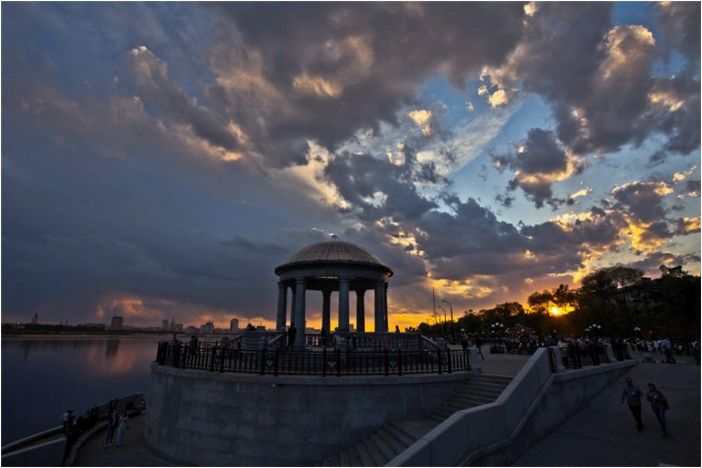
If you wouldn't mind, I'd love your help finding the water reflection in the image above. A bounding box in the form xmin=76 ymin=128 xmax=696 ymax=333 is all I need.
xmin=105 ymin=338 xmax=120 ymax=361
xmin=1 ymin=335 xmax=170 ymax=444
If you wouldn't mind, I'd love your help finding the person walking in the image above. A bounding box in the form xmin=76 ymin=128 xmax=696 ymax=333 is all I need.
xmin=475 ymin=335 xmax=485 ymax=360
xmin=62 ymin=409 xmax=75 ymax=433
xmin=104 ymin=410 xmax=118 ymax=448
xmin=620 ymin=377 xmax=644 ymax=432
xmin=647 ymin=383 xmax=669 ymax=436
xmin=114 ymin=413 xmax=129 ymax=447
xmin=661 ymin=338 xmax=676 ymax=364
xmin=460 ymin=329 xmax=469 ymax=352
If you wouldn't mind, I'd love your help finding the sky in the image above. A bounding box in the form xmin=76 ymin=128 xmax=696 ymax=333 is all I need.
xmin=2 ymin=2 xmax=700 ymax=331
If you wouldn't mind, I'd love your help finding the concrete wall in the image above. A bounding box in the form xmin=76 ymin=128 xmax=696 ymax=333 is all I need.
xmin=474 ymin=361 xmax=634 ymax=466
xmin=387 ymin=349 xmax=637 ymax=467
xmin=145 ymin=363 xmax=468 ymax=466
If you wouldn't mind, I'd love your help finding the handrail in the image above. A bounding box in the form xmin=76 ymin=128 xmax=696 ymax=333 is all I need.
xmin=421 ymin=335 xmax=443 ymax=351
xmin=2 ymin=392 xmax=145 ymax=465
xmin=1 ymin=426 xmax=64 ymax=454
xmin=267 ymin=333 xmax=285 ymax=350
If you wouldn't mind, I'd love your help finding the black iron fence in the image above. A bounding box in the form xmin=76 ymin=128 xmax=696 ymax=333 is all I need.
xmin=155 ymin=342 xmax=470 ymax=376
xmin=547 ymin=343 xmax=608 ymax=372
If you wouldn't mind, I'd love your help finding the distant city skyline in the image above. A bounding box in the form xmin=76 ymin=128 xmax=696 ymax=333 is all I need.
xmin=3 ymin=3 xmax=699 ymax=331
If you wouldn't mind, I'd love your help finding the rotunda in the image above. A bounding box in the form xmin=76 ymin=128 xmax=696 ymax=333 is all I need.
xmin=274 ymin=235 xmax=393 ymax=349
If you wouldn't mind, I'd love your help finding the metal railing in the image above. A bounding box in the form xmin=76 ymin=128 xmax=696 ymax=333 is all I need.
xmin=547 ymin=343 xmax=608 ymax=372
xmin=155 ymin=342 xmax=470 ymax=377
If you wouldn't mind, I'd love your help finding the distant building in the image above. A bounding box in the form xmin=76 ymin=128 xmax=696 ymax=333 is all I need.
xmin=230 ymin=318 xmax=239 ymax=332
xmin=161 ymin=319 xmax=169 ymax=330
xmin=173 ymin=323 xmax=183 ymax=331
xmin=200 ymin=321 xmax=214 ymax=335
xmin=30 ymin=313 xmax=38 ymax=325
xmin=185 ymin=325 xmax=198 ymax=335
xmin=255 ymin=325 xmax=266 ymax=331
xmin=110 ymin=316 xmax=124 ymax=330
xmin=83 ymin=323 xmax=107 ymax=330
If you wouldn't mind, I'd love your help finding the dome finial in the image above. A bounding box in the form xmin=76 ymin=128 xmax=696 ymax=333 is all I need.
xmin=330 ymin=233 xmax=339 ymax=240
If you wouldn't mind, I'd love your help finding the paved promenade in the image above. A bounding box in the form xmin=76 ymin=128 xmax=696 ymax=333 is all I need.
xmin=73 ymin=415 xmax=174 ymax=466
xmin=513 ymin=359 xmax=701 ymax=467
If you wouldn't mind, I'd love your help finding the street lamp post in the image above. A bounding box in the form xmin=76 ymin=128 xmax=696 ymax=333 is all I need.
xmin=441 ymin=299 xmax=454 ymax=341
xmin=438 ymin=305 xmax=449 ymax=338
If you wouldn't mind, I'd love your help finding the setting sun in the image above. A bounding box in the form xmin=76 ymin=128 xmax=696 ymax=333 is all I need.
xmin=549 ymin=305 xmax=575 ymax=317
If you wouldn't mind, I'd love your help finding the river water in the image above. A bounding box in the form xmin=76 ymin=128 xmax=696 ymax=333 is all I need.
xmin=1 ymin=334 xmax=171 ymax=444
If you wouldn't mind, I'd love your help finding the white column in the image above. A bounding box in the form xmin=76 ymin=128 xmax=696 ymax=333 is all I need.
xmin=374 ymin=281 xmax=386 ymax=333
xmin=356 ymin=290 xmax=365 ymax=332
xmin=293 ymin=278 xmax=306 ymax=349
xmin=322 ymin=290 xmax=331 ymax=334
xmin=383 ymin=282 xmax=389 ymax=332
xmin=338 ymin=278 xmax=350 ymax=332
xmin=276 ymin=282 xmax=287 ymax=331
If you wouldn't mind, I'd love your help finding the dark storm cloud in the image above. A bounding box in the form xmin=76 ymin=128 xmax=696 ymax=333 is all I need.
xmin=674 ymin=217 xmax=701 ymax=236
xmin=655 ymin=1 xmax=701 ymax=64
xmin=492 ymin=129 xmax=580 ymax=209
xmin=625 ymin=251 xmax=701 ymax=277
xmin=522 ymin=208 xmax=623 ymax=256
xmin=416 ymin=197 xmax=524 ymax=260
xmin=645 ymin=75 xmax=701 ymax=155
xmin=3 ymin=3 xmax=699 ymax=326
xmin=323 ymin=151 xmax=438 ymax=223
xmin=611 ymin=180 xmax=672 ymax=223
xmin=202 ymin=2 xmax=525 ymax=167
xmin=685 ymin=179 xmax=701 ymax=197
xmin=124 ymin=46 xmax=243 ymax=154
xmin=484 ymin=1 xmax=700 ymax=200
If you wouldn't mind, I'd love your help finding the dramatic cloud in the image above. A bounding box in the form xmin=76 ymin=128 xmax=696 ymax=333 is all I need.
xmin=2 ymin=3 xmax=699 ymax=327
xmin=493 ymin=129 xmax=582 ymax=209
xmin=655 ymin=1 xmax=701 ymax=64
xmin=611 ymin=180 xmax=673 ymax=223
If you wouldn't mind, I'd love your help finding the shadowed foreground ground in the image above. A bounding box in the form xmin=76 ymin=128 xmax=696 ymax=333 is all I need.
xmin=513 ymin=358 xmax=701 ymax=467
xmin=76 ymin=351 xmax=700 ymax=467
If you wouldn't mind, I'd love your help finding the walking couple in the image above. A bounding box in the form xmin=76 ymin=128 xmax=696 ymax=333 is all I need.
xmin=621 ymin=377 xmax=670 ymax=436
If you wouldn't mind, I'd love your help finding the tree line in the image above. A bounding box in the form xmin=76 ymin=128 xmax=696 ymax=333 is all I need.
xmin=417 ymin=265 xmax=700 ymax=340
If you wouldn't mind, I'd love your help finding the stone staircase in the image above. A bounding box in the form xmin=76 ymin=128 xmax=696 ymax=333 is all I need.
xmin=322 ymin=374 xmax=513 ymax=467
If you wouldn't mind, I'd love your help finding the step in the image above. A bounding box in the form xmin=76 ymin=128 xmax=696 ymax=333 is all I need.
xmin=349 ymin=446 xmax=363 ymax=467
xmin=427 ymin=413 xmax=445 ymax=423
xmin=354 ymin=439 xmax=376 ymax=467
xmin=441 ymin=401 xmax=475 ymax=411
xmin=451 ymin=396 xmax=493 ymax=408
xmin=434 ymin=407 xmax=457 ymax=418
xmin=449 ymin=396 xmax=494 ymax=408
xmin=448 ymin=398 xmax=482 ymax=409
xmin=471 ymin=374 xmax=513 ymax=383
xmin=375 ymin=427 xmax=407 ymax=455
xmin=456 ymin=388 xmax=503 ymax=399
xmin=362 ymin=437 xmax=388 ymax=466
xmin=340 ymin=449 xmax=351 ymax=467
xmin=456 ymin=385 xmax=504 ymax=396
xmin=454 ymin=393 xmax=494 ymax=403
xmin=462 ymin=381 xmax=510 ymax=391
xmin=371 ymin=428 xmax=405 ymax=459
xmin=386 ymin=423 xmax=418 ymax=447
